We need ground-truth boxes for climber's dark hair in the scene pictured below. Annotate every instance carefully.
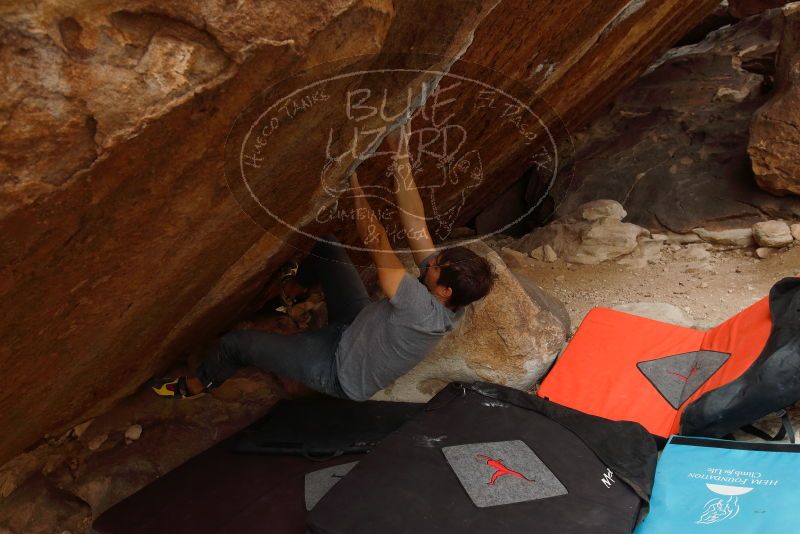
[435,246,496,308]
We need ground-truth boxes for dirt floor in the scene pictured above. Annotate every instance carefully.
[514,240,800,442]
[523,244,799,332]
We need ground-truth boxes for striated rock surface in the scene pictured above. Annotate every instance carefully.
[0,0,719,466]
[556,8,800,232]
[729,0,793,18]
[749,3,800,196]
[372,243,568,402]
[0,0,498,468]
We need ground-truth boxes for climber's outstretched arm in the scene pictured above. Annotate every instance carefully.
[387,128,436,265]
[350,172,405,298]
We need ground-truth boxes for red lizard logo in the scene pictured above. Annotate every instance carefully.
[669,362,701,382]
[476,455,534,486]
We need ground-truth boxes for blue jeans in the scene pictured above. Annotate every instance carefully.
[195,235,371,399]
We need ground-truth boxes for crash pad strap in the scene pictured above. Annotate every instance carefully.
[740,409,796,444]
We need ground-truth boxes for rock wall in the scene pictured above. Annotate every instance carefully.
[0,0,718,466]
[554,6,800,232]
[0,0,498,467]
[750,3,800,196]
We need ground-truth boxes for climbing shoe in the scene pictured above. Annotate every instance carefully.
[280,259,300,282]
[278,259,308,310]
[150,376,204,400]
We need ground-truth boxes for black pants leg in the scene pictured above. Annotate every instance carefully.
[194,235,370,398]
[297,234,372,324]
[195,325,347,397]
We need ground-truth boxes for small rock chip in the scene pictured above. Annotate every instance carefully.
[1,476,17,498]
[543,244,558,263]
[71,419,93,439]
[87,434,107,451]
[125,424,143,443]
[752,221,793,248]
[530,246,545,261]
[555,275,566,282]
[755,247,774,259]
[713,86,750,103]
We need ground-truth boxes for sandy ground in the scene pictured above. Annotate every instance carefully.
[522,244,799,332]
[514,241,800,442]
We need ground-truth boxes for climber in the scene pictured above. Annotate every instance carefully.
[151,127,495,401]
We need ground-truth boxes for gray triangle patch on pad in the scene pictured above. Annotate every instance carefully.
[637,350,730,410]
[304,461,358,511]
[442,440,567,508]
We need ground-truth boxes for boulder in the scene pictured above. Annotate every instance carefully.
[617,237,664,268]
[580,199,627,222]
[372,242,568,402]
[496,247,571,335]
[693,227,756,247]
[749,4,800,196]
[0,0,722,465]
[0,0,499,466]
[513,220,582,257]
[611,302,694,328]
[556,9,800,233]
[753,220,794,247]
[568,219,649,264]
[792,223,800,241]
[529,246,546,261]
[0,475,91,533]
[513,200,649,265]
[123,425,142,443]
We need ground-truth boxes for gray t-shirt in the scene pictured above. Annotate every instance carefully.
[335,254,463,401]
